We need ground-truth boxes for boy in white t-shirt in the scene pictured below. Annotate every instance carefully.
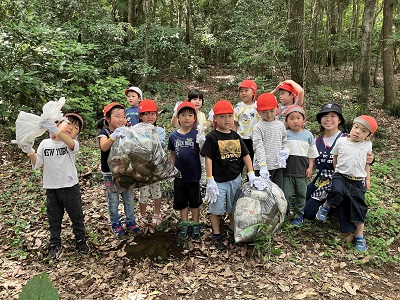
[18,113,88,260]
[316,115,378,252]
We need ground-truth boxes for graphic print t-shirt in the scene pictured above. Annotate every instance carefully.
[200,129,249,182]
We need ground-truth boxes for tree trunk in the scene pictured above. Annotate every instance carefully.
[373,26,383,86]
[127,0,136,42]
[357,0,376,107]
[185,0,190,45]
[288,0,305,86]
[382,0,396,108]
[351,0,361,83]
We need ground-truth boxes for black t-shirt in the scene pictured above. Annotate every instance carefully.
[98,128,112,173]
[200,129,249,182]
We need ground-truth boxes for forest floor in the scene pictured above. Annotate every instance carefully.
[0,67,399,299]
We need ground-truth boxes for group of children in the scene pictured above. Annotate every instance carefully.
[17,79,378,259]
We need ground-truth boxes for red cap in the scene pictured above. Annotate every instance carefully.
[353,115,378,134]
[285,104,305,118]
[103,102,125,116]
[64,112,85,131]
[277,82,298,97]
[256,93,278,111]
[213,100,234,115]
[177,102,196,114]
[239,79,257,99]
[138,99,158,113]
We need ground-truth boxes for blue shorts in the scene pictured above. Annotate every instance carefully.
[208,175,242,215]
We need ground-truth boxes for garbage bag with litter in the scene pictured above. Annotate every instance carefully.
[234,181,287,243]
[108,123,180,189]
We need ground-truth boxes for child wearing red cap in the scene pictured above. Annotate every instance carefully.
[168,102,202,244]
[125,86,143,126]
[98,102,140,237]
[283,105,319,226]
[316,115,378,251]
[271,80,304,124]
[233,79,261,161]
[136,100,166,232]
[252,93,289,190]
[200,100,255,250]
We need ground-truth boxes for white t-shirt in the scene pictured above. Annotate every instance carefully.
[34,138,80,189]
[331,137,372,178]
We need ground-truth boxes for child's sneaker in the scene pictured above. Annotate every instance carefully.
[191,223,202,240]
[292,215,303,227]
[126,221,140,234]
[152,214,162,227]
[177,222,191,245]
[76,239,89,255]
[111,222,125,237]
[48,244,62,260]
[355,236,367,252]
[211,234,226,250]
[316,204,330,222]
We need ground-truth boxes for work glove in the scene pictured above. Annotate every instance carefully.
[259,165,270,180]
[277,148,290,168]
[110,127,126,141]
[205,177,219,203]
[40,120,60,137]
[247,171,256,185]
[253,177,271,190]
[196,125,206,148]
[12,141,35,156]
[173,101,182,117]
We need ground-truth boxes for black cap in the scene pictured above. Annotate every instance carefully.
[316,103,345,125]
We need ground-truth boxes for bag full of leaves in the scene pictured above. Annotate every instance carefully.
[108,123,180,189]
[234,181,287,243]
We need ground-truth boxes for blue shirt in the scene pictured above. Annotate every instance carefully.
[126,106,139,126]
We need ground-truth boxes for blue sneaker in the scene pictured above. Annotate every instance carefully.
[126,221,140,234]
[292,215,303,227]
[111,222,125,237]
[316,204,330,222]
[355,236,367,252]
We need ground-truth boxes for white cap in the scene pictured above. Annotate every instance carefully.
[124,86,143,99]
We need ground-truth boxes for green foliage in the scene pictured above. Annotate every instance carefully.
[18,272,59,300]
[247,223,280,262]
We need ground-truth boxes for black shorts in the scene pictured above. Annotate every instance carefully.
[173,179,202,210]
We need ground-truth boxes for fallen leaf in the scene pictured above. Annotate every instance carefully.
[343,282,358,295]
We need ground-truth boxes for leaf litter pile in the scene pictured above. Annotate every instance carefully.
[0,71,400,299]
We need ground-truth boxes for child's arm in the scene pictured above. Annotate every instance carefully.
[99,136,114,152]
[57,132,76,151]
[365,163,371,190]
[205,156,213,177]
[171,115,178,128]
[306,158,314,180]
[283,80,304,106]
[243,154,254,173]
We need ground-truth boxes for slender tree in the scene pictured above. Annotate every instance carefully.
[357,0,376,106]
[382,0,396,108]
[288,0,305,86]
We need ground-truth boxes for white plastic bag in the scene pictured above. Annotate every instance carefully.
[14,98,65,147]
[234,182,287,243]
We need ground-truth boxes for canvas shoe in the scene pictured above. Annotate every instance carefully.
[177,222,191,245]
[291,215,303,227]
[191,223,202,240]
[211,234,226,251]
[126,221,140,234]
[76,239,89,255]
[111,222,125,237]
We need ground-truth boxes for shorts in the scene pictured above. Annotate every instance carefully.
[139,182,162,203]
[208,174,241,215]
[173,179,202,210]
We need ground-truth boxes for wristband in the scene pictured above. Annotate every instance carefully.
[27,151,35,157]
[109,136,115,142]
[247,171,254,174]
[206,176,213,180]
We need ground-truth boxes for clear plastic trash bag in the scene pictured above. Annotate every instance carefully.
[234,182,287,243]
[108,123,180,189]
[14,97,65,147]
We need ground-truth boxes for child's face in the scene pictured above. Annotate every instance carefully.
[107,108,126,130]
[140,111,157,124]
[58,119,80,138]
[126,91,141,107]
[239,88,254,104]
[349,122,371,142]
[320,112,340,131]
[279,90,294,106]
[286,112,305,132]
[214,113,234,132]
[258,107,277,122]
[190,98,202,110]
[178,110,196,129]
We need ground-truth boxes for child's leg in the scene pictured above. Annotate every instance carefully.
[150,182,162,225]
[191,207,200,223]
[210,214,221,234]
[62,184,86,241]
[293,177,307,216]
[355,223,364,236]
[138,185,150,217]
[46,189,65,246]
[283,176,295,213]
[121,188,136,223]
[180,207,189,222]
[103,174,121,225]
